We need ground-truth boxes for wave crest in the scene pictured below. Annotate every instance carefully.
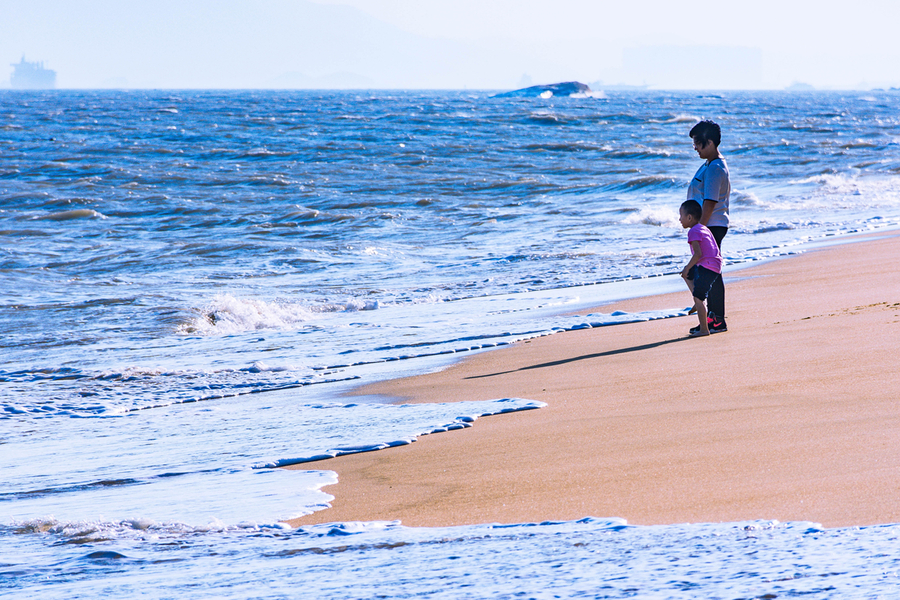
[178,294,381,335]
[41,209,107,221]
[622,206,680,227]
[648,113,701,124]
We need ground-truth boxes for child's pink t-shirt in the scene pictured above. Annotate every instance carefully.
[688,223,722,273]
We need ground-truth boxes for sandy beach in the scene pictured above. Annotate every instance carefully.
[290,231,900,529]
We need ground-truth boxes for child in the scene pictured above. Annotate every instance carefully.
[679,199,722,337]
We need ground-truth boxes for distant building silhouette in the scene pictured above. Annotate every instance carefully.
[10,57,56,89]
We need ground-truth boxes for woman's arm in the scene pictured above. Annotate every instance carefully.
[699,200,717,226]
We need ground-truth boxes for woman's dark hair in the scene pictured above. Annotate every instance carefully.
[681,199,702,220]
[689,120,721,147]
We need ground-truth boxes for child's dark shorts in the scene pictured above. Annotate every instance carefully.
[687,265,720,302]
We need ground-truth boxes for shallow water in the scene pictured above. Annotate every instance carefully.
[4,519,900,599]
[3,89,900,597]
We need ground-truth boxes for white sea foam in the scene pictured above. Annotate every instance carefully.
[781,173,900,211]
[748,221,799,233]
[257,398,546,468]
[648,113,701,124]
[2,397,546,530]
[714,174,900,217]
[622,206,681,227]
[4,468,337,533]
[668,113,701,123]
[6,517,900,599]
[731,188,764,206]
[177,293,381,335]
[243,361,293,373]
[569,90,607,99]
[797,172,866,193]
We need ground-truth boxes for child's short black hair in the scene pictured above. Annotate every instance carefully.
[689,120,721,147]
[680,199,702,220]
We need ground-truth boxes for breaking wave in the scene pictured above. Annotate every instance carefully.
[178,294,382,335]
[622,206,681,228]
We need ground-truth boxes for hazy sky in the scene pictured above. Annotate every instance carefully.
[2,0,899,89]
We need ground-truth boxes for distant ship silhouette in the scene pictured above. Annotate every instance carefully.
[11,56,56,89]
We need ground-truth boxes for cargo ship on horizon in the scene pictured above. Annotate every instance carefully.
[10,56,56,89]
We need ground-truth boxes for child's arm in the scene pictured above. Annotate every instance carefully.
[681,240,704,278]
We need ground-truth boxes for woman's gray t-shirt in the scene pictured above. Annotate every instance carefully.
[687,157,730,228]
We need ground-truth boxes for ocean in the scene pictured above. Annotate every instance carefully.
[2,89,900,598]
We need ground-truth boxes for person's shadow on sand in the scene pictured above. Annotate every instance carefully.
[464,337,692,380]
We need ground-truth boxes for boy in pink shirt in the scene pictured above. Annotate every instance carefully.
[679,199,722,337]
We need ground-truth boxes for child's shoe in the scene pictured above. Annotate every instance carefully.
[689,314,716,335]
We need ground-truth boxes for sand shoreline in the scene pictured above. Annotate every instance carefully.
[289,231,900,529]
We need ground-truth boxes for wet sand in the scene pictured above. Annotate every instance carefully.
[289,232,900,529]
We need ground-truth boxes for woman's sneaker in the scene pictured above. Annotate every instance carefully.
[709,316,728,333]
[690,313,727,334]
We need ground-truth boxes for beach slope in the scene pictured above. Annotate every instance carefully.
[290,233,900,528]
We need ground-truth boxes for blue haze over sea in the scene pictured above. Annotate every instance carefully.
[2,90,900,597]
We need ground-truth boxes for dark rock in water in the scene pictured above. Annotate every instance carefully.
[494,81,592,98]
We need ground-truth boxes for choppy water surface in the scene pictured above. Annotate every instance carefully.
[5,519,900,599]
[3,89,900,597]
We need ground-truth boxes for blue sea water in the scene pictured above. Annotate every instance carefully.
[2,89,900,597]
